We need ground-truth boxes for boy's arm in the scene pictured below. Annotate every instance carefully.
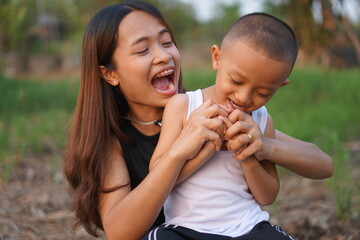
[239,114,279,206]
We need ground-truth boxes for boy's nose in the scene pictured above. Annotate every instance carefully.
[235,91,252,106]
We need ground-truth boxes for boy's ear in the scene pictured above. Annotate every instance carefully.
[211,45,221,71]
[99,65,119,86]
[281,79,290,87]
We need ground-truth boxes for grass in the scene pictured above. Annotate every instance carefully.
[0,76,78,181]
[183,66,360,146]
[1,66,359,218]
[183,66,360,219]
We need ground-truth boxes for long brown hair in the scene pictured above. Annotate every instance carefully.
[64,0,183,237]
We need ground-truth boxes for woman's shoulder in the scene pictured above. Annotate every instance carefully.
[166,93,189,110]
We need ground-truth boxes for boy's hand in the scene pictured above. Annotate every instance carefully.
[220,109,264,161]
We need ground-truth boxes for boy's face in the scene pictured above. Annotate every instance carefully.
[211,39,292,113]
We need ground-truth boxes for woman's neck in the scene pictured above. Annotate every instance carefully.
[126,104,164,136]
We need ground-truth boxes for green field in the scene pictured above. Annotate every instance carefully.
[1,67,359,218]
[183,66,360,219]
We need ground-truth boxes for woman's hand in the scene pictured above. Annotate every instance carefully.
[148,96,231,187]
[170,99,230,160]
[150,97,229,171]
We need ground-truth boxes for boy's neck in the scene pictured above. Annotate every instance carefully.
[202,85,218,104]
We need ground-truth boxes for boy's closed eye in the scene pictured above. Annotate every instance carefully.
[230,78,243,85]
[135,48,149,55]
[256,91,271,98]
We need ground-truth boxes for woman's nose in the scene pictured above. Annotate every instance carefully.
[153,45,171,64]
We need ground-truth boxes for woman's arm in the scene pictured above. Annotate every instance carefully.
[257,130,333,179]
[101,97,228,240]
[100,144,185,240]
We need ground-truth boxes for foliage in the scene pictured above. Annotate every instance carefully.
[264,0,360,67]
[152,0,198,47]
[1,0,359,75]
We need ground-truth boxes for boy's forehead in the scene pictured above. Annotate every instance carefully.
[221,40,292,87]
[223,37,290,66]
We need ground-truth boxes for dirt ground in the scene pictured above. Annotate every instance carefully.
[1,150,359,240]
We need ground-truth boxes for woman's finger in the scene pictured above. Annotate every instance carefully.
[196,117,226,141]
[191,101,229,120]
[227,133,250,151]
[224,121,252,140]
[235,141,263,161]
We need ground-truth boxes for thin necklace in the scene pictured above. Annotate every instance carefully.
[121,116,162,127]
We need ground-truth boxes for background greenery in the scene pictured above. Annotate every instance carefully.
[1,66,359,219]
[0,0,359,229]
[0,0,359,75]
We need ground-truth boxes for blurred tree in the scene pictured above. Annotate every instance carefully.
[264,0,359,68]
[0,0,199,76]
[0,0,28,73]
[150,0,198,48]
[205,2,242,44]
[2,0,357,76]
[320,0,360,65]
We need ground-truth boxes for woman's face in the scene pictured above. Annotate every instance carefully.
[112,10,181,110]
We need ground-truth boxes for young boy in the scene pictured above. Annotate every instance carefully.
[147,13,296,240]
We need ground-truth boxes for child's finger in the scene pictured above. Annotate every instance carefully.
[228,109,252,123]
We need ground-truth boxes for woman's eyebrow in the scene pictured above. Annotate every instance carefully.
[131,28,169,46]
[159,28,169,35]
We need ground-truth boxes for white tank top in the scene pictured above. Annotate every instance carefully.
[164,89,269,237]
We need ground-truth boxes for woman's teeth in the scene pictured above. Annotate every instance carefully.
[155,69,174,78]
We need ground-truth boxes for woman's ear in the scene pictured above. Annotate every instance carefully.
[99,66,119,86]
[211,45,221,71]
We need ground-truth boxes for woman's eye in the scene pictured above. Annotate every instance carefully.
[162,41,173,47]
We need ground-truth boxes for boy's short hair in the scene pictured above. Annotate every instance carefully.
[224,12,298,67]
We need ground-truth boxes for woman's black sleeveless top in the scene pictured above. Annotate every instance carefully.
[119,119,165,227]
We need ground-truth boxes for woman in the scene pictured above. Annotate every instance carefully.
[64,1,333,240]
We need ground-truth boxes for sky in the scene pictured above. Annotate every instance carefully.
[179,0,360,23]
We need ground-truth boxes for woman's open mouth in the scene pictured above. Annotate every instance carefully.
[152,68,177,95]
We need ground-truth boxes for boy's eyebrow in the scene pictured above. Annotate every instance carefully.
[131,28,169,46]
[230,69,247,81]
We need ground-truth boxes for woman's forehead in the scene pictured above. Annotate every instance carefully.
[118,10,166,45]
